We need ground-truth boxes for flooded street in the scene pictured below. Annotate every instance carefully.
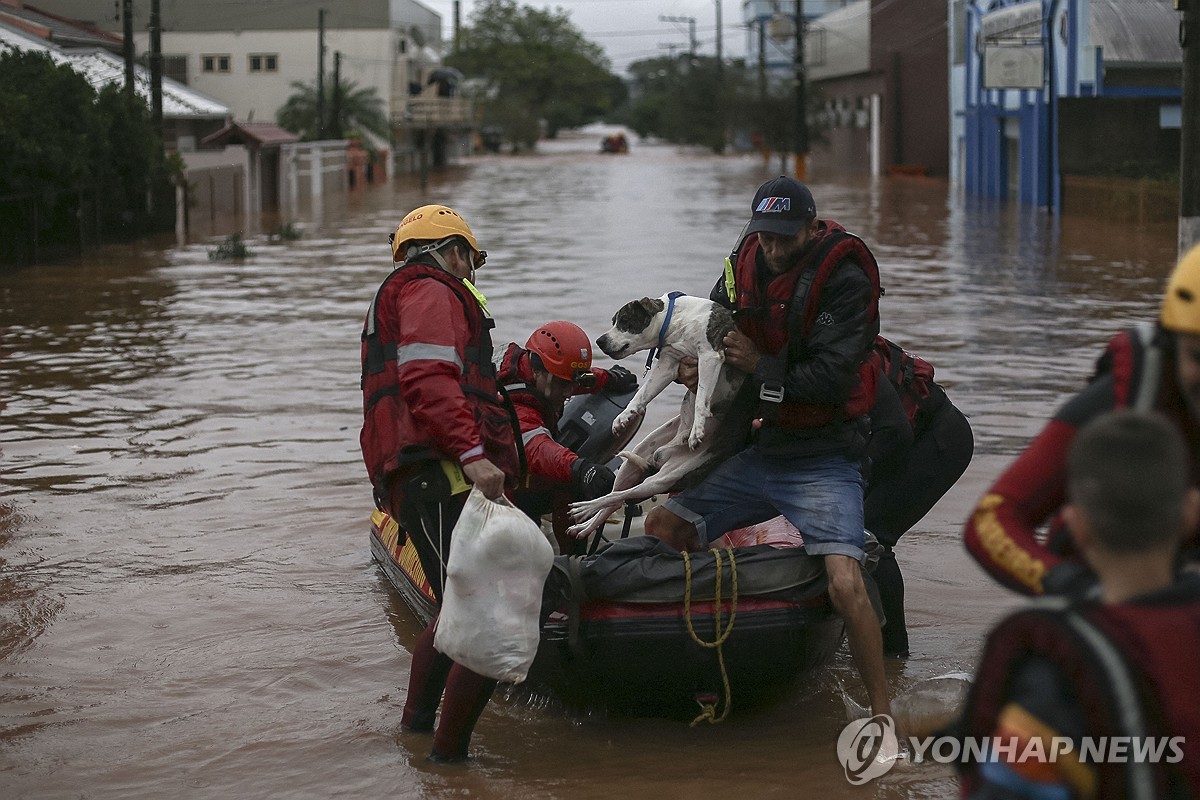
[0,133,1180,798]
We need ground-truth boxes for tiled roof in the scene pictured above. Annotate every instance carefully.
[0,20,228,118]
[201,121,299,147]
[0,4,121,49]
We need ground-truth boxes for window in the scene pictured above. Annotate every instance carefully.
[806,27,826,67]
[201,54,230,73]
[164,54,188,84]
[248,54,279,73]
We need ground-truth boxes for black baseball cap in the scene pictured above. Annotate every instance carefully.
[744,175,817,237]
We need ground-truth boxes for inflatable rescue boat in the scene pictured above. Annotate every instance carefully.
[369,387,868,717]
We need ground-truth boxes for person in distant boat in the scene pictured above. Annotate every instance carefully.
[958,410,1200,799]
[646,175,892,718]
[494,320,638,548]
[359,204,519,763]
[600,132,629,153]
[863,337,974,657]
[963,244,1200,596]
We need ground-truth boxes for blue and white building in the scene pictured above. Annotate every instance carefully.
[951,0,1182,210]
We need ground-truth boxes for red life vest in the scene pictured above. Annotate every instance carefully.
[1095,322,1171,412]
[869,335,943,432]
[732,223,881,427]
[359,263,520,494]
[959,588,1200,799]
[494,342,555,430]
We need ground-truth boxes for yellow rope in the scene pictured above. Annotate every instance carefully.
[682,547,738,726]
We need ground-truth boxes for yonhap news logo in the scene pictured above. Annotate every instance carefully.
[835,715,1186,784]
[836,715,902,785]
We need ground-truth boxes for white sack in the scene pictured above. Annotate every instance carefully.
[433,487,555,683]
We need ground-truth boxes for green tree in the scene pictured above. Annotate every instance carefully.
[449,0,623,150]
[620,54,750,153]
[277,77,390,142]
[0,50,172,264]
[0,51,97,205]
[93,84,167,225]
[619,55,825,156]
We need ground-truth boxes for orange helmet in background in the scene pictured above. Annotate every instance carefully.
[1161,243,1200,336]
[526,321,593,382]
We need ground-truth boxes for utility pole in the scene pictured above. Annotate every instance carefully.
[316,8,326,140]
[122,0,135,96]
[1181,0,1200,255]
[149,0,163,144]
[331,51,342,139]
[758,19,767,101]
[714,0,725,150]
[715,0,723,74]
[659,15,696,57]
[793,0,808,181]
[453,0,461,53]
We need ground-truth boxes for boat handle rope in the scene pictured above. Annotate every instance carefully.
[682,547,738,726]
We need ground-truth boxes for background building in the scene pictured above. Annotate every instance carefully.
[0,15,228,154]
[743,0,950,177]
[26,0,468,173]
[951,0,1182,212]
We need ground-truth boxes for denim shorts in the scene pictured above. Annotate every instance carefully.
[662,447,866,562]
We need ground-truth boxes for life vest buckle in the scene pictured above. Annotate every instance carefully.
[758,382,784,403]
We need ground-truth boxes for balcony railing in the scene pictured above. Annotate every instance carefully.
[394,97,473,128]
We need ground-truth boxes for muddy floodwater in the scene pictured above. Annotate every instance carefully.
[0,131,1180,798]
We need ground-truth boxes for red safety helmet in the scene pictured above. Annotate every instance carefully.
[526,321,594,384]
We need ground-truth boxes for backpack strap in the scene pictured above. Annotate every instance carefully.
[1130,322,1161,413]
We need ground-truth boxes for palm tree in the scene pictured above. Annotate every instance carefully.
[276,77,390,142]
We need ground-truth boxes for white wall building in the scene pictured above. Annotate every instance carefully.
[27,0,458,168]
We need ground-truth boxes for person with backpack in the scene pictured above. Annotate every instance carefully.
[963,244,1200,596]
[649,175,893,718]
[679,335,974,656]
[957,410,1200,799]
[864,337,973,656]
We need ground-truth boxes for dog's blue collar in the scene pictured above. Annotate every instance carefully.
[645,291,687,370]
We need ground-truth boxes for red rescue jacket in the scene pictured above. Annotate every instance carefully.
[494,342,615,485]
[964,323,1200,594]
[958,580,1200,799]
[360,263,520,497]
[731,223,880,428]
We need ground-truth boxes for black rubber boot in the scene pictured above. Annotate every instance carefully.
[875,548,910,657]
[401,621,452,733]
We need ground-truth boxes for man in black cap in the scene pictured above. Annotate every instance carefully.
[644,175,891,716]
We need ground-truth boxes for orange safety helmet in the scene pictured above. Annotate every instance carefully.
[389,204,483,264]
[1161,243,1200,336]
[526,321,594,383]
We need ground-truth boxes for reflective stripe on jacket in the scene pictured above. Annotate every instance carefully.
[494,342,616,485]
[359,263,519,494]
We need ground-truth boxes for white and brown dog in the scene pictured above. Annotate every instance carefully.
[567,292,749,539]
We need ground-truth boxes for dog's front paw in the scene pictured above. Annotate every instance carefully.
[568,498,599,523]
[613,408,642,435]
[566,501,610,539]
[565,521,593,540]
